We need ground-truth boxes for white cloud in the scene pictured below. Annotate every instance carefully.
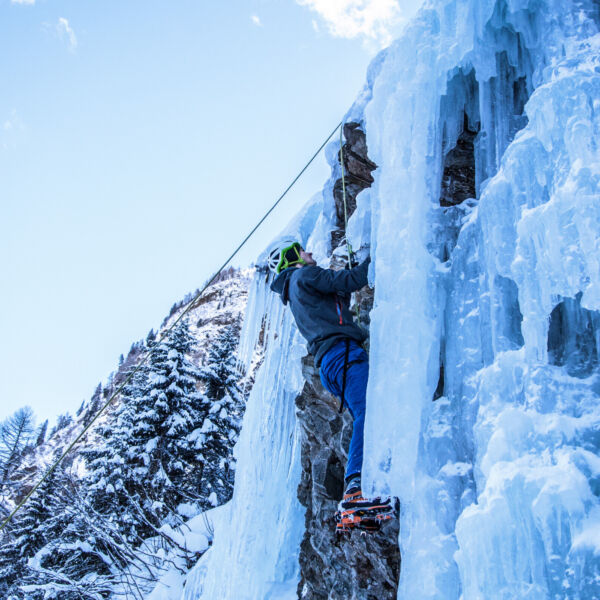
[57,17,77,51]
[297,0,424,46]
[11,0,36,4]
[251,15,262,27]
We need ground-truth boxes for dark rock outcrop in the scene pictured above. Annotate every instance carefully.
[294,121,398,599]
[329,122,376,330]
[332,123,377,249]
[439,114,478,206]
[295,356,400,600]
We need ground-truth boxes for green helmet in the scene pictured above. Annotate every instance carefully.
[267,240,306,274]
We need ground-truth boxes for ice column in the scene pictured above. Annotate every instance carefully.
[183,289,306,600]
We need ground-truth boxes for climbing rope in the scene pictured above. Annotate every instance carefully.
[339,124,353,266]
[0,119,344,534]
[339,124,361,324]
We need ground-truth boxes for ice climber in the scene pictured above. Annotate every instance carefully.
[269,241,393,533]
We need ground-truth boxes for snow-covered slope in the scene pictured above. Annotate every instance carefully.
[0,269,257,599]
[15,269,251,472]
[184,1,600,598]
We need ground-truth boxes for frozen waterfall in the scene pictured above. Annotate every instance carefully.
[184,0,600,598]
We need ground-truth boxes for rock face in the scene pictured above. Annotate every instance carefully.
[330,122,377,330]
[332,122,377,249]
[295,357,400,599]
[439,114,477,206]
[294,121,398,599]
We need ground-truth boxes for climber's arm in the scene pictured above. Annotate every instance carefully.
[301,258,370,295]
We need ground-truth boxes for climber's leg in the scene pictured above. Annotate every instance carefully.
[341,359,368,481]
[319,340,369,480]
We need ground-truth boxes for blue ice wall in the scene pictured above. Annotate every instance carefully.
[361,1,600,597]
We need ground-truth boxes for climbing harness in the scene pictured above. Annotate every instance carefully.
[0,120,345,534]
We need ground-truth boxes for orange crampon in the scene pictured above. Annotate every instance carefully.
[335,506,395,535]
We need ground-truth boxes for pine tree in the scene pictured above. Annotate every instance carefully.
[16,471,126,600]
[23,319,246,599]
[200,324,242,401]
[48,413,72,439]
[35,420,48,448]
[84,320,207,531]
[194,394,237,510]
[0,461,67,599]
[64,320,210,594]
[83,366,147,540]
[126,320,206,523]
[76,400,85,416]
[196,325,245,509]
[0,408,35,502]
[146,329,156,347]
[82,383,103,427]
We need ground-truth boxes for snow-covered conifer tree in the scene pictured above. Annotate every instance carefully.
[196,324,245,509]
[0,462,67,599]
[82,382,103,427]
[48,413,72,439]
[83,366,148,540]
[200,324,242,401]
[35,420,48,448]
[85,320,207,532]
[0,407,35,503]
[21,473,135,600]
[127,320,207,523]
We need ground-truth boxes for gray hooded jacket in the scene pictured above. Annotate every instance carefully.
[270,258,370,367]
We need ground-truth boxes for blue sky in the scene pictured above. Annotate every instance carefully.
[0,0,421,427]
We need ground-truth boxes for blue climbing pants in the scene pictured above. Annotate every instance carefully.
[319,339,369,480]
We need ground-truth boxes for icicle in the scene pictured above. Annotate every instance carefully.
[237,270,270,372]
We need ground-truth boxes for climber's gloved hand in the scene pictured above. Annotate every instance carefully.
[348,244,370,267]
[344,252,359,270]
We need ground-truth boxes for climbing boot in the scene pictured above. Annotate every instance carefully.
[335,489,395,534]
[339,488,393,513]
[335,510,390,534]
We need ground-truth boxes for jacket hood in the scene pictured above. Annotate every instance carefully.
[270,267,296,305]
